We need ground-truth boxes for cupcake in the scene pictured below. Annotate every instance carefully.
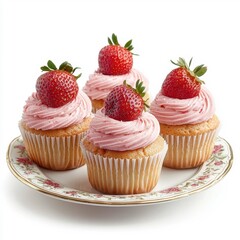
[150,57,220,169]
[81,80,168,194]
[19,60,92,170]
[83,33,149,112]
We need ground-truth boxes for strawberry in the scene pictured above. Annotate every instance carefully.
[98,33,136,75]
[36,60,81,108]
[104,80,148,121]
[161,57,207,99]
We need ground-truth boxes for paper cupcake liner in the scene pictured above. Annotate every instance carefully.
[19,126,86,170]
[161,128,219,169]
[81,142,168,194]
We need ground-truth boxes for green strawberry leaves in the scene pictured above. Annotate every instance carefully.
[193,64,207,77]
[171,57,207,84]
[40,60,57,71]
[41,60,82,79]
[123,79,149,110]
[107,33,138,55]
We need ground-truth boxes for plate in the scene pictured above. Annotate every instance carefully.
[7,136,233,206]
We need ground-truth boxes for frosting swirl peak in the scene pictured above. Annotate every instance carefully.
[22,90,92,130]
[150,87,215,125]
[87,110,160,151]
[83,68,149,100]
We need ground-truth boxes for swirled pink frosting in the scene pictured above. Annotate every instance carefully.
[22,90,92,130]
[150,87,215,125]
[83,68,149,100]
[87,110,160,151]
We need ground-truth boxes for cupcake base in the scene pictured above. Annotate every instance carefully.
[20,131,86,170]
[81,136,168,195]
[19,118,92,170]
[160,115,220,169]
[162,130,218,168]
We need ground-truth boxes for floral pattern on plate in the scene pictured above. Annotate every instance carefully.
[7,136,233,206]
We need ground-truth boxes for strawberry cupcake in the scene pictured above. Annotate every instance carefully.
[19,60,92,170]
[81,80,168,194]
[83,33,149,112]
[150,57,220,169]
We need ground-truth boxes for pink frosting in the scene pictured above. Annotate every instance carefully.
[22,90,92,130]
[87,110,160,151]
[150,87,215,125]
[83,68,149,100]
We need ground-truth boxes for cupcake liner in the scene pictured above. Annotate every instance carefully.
[80,141,168,194]
[19,126,86,170]
[161,128,219,169]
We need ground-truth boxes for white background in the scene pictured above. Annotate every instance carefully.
[0,0,239,239]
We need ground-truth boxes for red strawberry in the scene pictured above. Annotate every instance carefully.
[104,80,148,121]
[36,60,81,108]
[161,57,207,99]
[98,33,136,75]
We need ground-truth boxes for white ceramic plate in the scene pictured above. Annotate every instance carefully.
[7,136,233,206]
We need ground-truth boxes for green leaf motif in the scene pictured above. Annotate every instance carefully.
[127,46,134,51]
[59,61,73,73]
[124,39,132,49]
[170,57,207,84]
[41,66,51,71]
[72,67,81,74]
[170,60,180,67]
[106,33,138,55]
[108,37,113,45]
[47,60,57,70]
[195,66,207,77]
[189,57,193,67]
[112,33,119,45]
[74,73,82,80]
[40,60,81,79]
[123,79,148,109]
[193,64,204,73]
[180,58,189,69]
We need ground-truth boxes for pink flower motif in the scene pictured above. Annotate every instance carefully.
[65,191,78,196]
[213,144,223,154]
[198,175,209,181]
[160,187,181,194]
[43,179,60,188]
[14,145,26,151]
[14,145,26,154]
[214,161,223,166]
[191,183,198,187]
[17,157,33,165]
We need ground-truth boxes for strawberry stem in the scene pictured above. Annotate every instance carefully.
[170,57,207,84]
[107,33,138,56]
[41,60,82,79]
[123,79,149,110]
